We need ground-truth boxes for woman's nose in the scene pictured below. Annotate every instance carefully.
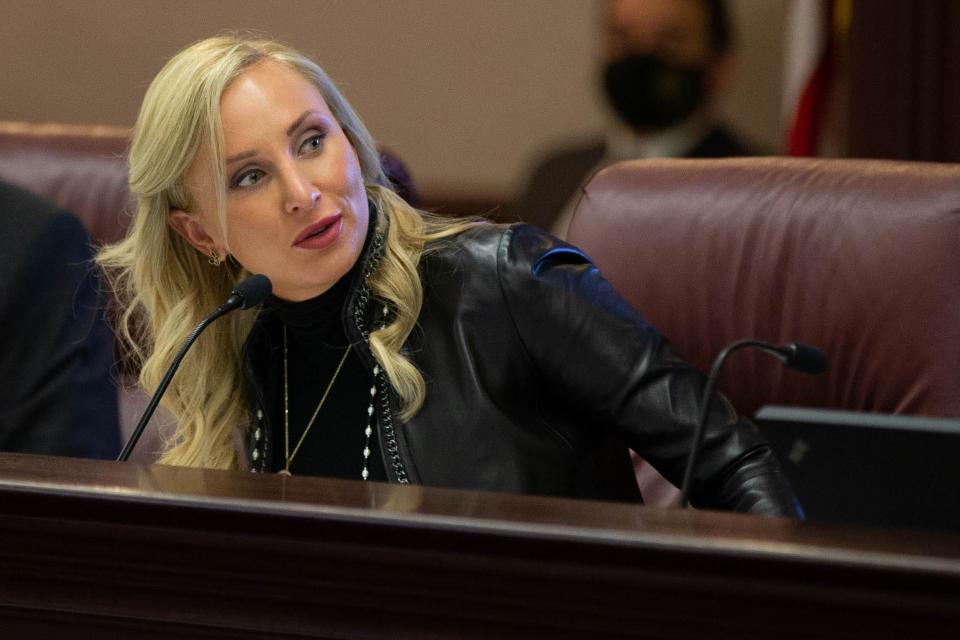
[281,165,320,215]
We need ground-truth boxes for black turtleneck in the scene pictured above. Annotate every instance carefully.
[267,270,385,481]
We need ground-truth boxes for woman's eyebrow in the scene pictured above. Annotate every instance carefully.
[286,110,319,136]
[226,150,256,166]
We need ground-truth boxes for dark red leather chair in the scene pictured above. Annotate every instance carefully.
[568,157,960,505]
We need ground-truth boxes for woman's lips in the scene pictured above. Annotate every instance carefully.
[292,214,343,249]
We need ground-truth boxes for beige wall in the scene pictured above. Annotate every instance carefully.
[0,0,786,198]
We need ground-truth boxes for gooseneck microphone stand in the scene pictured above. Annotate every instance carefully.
[677,339,827,508]
[117,274,272,462]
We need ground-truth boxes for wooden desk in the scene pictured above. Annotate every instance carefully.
[0,452,957,638]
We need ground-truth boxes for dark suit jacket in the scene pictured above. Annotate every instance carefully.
[506,125,755,231]
[0,181,120,457]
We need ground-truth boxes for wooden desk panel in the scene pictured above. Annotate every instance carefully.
[0,452,957,638]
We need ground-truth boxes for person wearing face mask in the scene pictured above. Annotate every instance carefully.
[508,0,754,238]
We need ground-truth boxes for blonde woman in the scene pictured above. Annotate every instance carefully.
[99,36,800,516]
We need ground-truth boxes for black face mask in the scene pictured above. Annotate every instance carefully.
[603,54,707,132]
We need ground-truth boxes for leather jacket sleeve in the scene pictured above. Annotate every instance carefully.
[497,225,802,518]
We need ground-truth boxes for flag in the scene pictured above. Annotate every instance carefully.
[782,0,850,156]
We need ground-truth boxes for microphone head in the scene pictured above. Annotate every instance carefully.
[231,274,272,309]
[783,342,828,374]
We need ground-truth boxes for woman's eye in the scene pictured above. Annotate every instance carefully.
[299,133,325,155]
[232,169,264,189]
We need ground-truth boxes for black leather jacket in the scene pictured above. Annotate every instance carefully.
[244,222,801,517]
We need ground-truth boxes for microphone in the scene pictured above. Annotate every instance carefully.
[117,274,272,462]
[676,339,827,508]
[222,273,272,312]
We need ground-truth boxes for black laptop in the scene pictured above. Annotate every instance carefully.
[753,405,960,532]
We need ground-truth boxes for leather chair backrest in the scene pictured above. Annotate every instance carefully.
[0,121,133,245]
[568,157,960,419]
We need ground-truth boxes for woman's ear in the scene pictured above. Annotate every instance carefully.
[169,209,220,256]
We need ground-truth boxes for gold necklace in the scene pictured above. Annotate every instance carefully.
[280,325,353,476]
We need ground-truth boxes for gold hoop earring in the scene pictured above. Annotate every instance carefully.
[208,249,222,267]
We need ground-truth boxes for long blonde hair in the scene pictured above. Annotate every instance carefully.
[98,36,481,469]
